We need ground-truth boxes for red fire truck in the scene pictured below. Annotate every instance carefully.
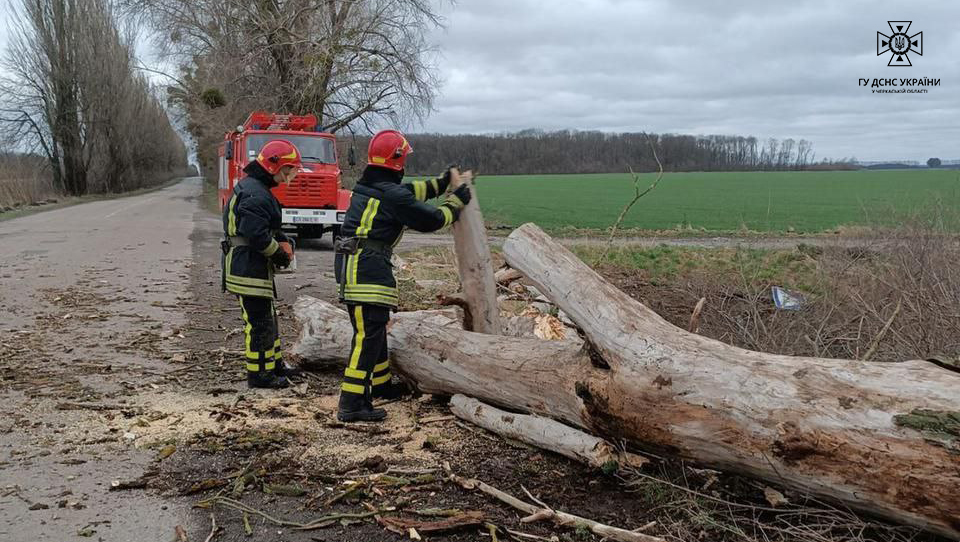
[218,112,353,241]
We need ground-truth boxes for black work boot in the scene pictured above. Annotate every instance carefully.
[247,371,290,389]
[372,379,412,400]
[274,360,303,378]
[337,391,386,423]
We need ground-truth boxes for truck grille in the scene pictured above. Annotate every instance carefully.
[277,174,336,207]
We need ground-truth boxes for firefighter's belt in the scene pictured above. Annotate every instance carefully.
[358,238,393,256]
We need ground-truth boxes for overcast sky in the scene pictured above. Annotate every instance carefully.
[1,0,957,162]
[421,0,960,162]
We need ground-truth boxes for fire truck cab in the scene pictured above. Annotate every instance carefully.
[218,112,352,242]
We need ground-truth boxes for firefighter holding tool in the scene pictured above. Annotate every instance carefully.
[222,139,302,389]
[334,130,473,422]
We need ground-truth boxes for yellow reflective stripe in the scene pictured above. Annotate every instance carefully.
[413,181,426,201]
[430,178,439,195]
[241,299,253,360]
[344,294,398,304]
[226,282,273,297]
[264,361,276,371]
[344,283,397,293]
[343,292,398,305]
[364,199,380,235]
[373,360,390,373]
[226,273,273,288]
[351,248,363,286]
[246,363,262,372]
[343,290,399,301]
[228,195,238,236]
[440,206,454,227]
[262,239,279,257]
[370,156,386,164]
[246,361,277,372]
[448,194,464,209]
[356,198,380,238]
[344,367,367,379]
[245,348,276,360]
[372,374,391,386]
[341,382,365,394]
[348,305,365,370]
[356,199,374,238]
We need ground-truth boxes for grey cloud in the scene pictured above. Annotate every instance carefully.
[424,0,960,161]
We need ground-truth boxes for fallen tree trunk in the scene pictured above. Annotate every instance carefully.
[502,223,960,538]
[292,225,960,537]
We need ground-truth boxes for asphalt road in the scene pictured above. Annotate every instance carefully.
[0,179,202,541]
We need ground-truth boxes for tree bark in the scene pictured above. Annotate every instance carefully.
[449,395,647,471]
[292,224,960,537]
[502,223,960,538]
[449,169,501,334]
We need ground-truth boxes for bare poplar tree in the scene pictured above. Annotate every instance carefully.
[0,0,188,196]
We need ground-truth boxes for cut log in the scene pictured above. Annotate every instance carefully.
[291,295,592,422]
[292,225,960,537]
[494,267,524,285]
[449,169,501,334]
[289,296,578,369]
[450,395,647,471]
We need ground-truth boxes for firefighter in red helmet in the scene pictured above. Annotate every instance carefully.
[334,129,472,422]
[222,139,302,389]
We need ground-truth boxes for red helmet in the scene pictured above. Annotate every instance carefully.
[256,139,302,175]
[367,130,412,171]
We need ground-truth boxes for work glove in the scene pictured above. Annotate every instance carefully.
[450,183,472,208]
[437,164,459,193]
[271,248,292,269]
[279,240,295,259]
[442,164,460,183]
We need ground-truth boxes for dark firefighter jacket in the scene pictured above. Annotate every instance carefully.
[222,162,290,298]
[334,166,466,307]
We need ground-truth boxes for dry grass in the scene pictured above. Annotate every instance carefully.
[618,463,932,542]
[0,154,55,209]
[678,222,960,363]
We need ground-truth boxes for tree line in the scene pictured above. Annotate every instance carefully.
[342,131,852,176]
[0,0,188,197]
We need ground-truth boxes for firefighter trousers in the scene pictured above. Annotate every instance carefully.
[238,295,282,374]
[341,304,394,398]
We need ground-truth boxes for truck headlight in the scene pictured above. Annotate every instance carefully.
[336,212,345,222]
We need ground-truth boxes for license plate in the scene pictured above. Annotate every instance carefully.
[291,216,321,224]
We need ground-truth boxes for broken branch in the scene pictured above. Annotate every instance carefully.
[442,462,664,542]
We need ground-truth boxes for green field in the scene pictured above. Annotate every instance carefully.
[460,170,960,233]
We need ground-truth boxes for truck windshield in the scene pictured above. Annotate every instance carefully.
[245,134,336,164]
